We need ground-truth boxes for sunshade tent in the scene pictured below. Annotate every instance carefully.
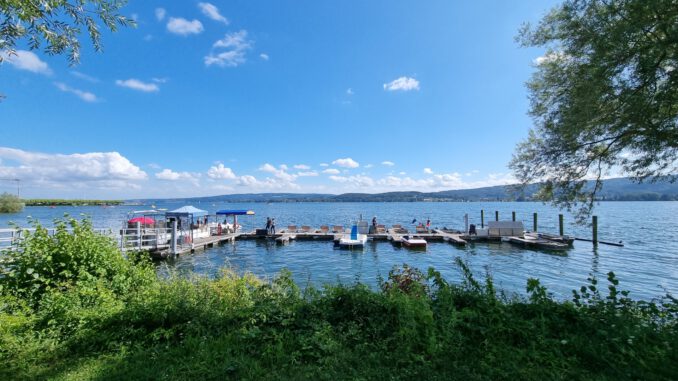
[128,216,155,224]
[215,210,255,216]
[165,206,208,218]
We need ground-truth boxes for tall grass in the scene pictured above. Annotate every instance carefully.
[1,218,676,380]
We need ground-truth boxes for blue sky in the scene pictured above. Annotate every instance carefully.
[0,0,558,199]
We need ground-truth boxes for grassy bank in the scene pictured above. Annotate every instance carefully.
[22,199,123,206]
[1,219,676,380]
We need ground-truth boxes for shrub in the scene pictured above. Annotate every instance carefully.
[0,217,155,309]
[0,192,24,213]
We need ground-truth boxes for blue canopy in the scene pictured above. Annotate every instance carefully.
[166,205,208,218]
[216,209,255,216]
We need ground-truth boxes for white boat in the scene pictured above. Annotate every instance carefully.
[338,225,367,248]
[401,235,427,248]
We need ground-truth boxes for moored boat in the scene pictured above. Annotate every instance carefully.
[339,225,367,249]
[401,235,427,248]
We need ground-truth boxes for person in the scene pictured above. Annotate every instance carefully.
[271,218,276,234]
[217,223,222,235]
[370,216,377,234]
[266,217,272,234]
[426,218,431,231]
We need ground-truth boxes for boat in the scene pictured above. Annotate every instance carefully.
[338,225,367,249]
[401,235,427,248]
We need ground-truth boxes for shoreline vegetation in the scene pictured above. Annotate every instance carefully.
[22,199,123,206]
[0,218,676,380]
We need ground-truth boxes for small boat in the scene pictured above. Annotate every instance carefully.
[338,225,367,249]
[401,235,427,248]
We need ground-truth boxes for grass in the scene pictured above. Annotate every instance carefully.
[1,219,676,380]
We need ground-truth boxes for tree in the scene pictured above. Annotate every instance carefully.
[511,0,678,222]
[0,192,24,213]
[0,0,135,65]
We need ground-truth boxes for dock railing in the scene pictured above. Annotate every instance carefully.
[0,227,116,250]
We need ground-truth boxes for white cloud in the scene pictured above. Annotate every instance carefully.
[297,171,318,177]
[328,175,375,187]
[260,53,269,60]
[70,71,100,83]
[383,76,420,91]
[0,147,147,186]
[322,168,341,175]
[399,171,406,175]
[54,82,98,103]
[207,163,236,179]
[258,163,297,182]
[198,2,229,24]
[332,157,359,168]
[1,50,52,75]
[293,164,310,170]
[155,8,166,21]
[205,30,252,67]
[155,168,198,182]
[346,88,354,95]
[423,167,433,174]
[115,78,159,92]
[533,51,568,66]
[167,17,204,35]
[381,160,395,166]
[152,77,168,84]
[319,163,329,167]
[237,174,300,190]
[364,164,374,169]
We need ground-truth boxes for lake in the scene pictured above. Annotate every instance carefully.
[1,201,676,300]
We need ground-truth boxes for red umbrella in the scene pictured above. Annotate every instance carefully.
[128,216,155,225]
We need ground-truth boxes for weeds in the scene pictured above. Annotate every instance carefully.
[0,218,676,380]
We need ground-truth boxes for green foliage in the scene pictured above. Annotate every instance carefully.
[0,217,155,308]
[0,224,676,380]
[0,192,24,213]
[23,199,123,206]
[0,0,135,65]
[511,0,678,223]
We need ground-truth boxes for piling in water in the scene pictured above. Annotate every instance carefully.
[495,211,499,221]
[512,211,516,221]
[559,214,564,236]
[533,213,538,232]
[481,210,484,229]
[592,215,598,246]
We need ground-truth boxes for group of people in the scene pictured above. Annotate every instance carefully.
[265,217,276,234]
[371,216,432,232]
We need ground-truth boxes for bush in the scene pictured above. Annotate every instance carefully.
[0,192,24,213]
[0,217,155,309]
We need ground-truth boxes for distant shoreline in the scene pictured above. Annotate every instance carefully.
[23,199,123,206]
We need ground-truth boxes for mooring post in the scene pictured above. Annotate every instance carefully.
[495,211,499,221]
[481,210,484,229]
[559,214,564,236]
[464,213,469,234]
[171,219,177,255]
[533,212,538,232]
[136,222,141,250]
[512,211,516,221]
[592,215,598,246]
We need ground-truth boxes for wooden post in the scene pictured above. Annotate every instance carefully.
[481,210,484,229]
[171,219,177,255]
[559,214,564,236]
[495,211,499,221]
[592,215,598,246]
[533,213,538,232]
[512,211,516,221]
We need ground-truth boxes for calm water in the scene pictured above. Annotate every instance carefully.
[1,201,676,300]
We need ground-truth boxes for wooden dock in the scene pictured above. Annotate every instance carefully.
[433,229,467,246]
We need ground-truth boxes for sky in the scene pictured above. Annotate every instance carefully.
[0,0,560,199]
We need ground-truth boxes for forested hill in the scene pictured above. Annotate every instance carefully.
[139,178,678,204]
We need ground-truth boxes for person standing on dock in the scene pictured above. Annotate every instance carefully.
[426,218,431,232]
[271,218,276,234]
[266,217,272,234]
[371,216,377,234]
